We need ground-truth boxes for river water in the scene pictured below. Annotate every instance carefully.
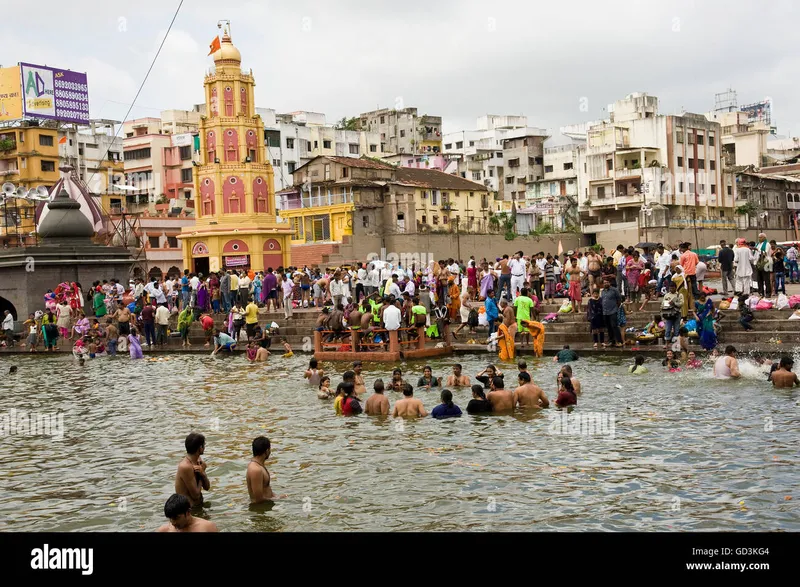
[0,352,797,532]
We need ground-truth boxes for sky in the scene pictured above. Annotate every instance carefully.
[2,0,797,141]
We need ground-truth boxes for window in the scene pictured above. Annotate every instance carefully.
[286,138,295,149]
[456,141,463,149]
[272,159,281,167]
[676,131,684,143]
[505,176,514,185]
[460,172,466,178]
[689,182,695,193]
[18,132,23,142]
[720,209,724,217]
[597,186,605,199]
[489,169,494,177]
[711,184,716,194]
[469,141,474,147]
[362,215,369,228]
[400,130,405,138]
[606,159,613,171]
[677,156,683,167]
[314,141,318,149]
[41,160,55,172]
[431,191,438,205]
[381,142,386,151]
[481,194,488,208]
[496,152,503,158]
[544,165,553,173]
[349,144,359,155]
[697,159,705,169]
[324,164,331,180]
[563,162,573,170]
[445,143,452,150]
[179,145,192,160]
[421,215,427,224]
[688,133,695,144]
[341,167,349,178]
[472,172,481,180]
[167,236,178,248]
[287,162,296,174]
[181,168,192,183]
[443,215,449,224]
[369,144,377,153]
[699,184,705,194]
[688,158,694,169]
[432,215,439,225]
[380,116,385,124]
[679,182,684,192]
[39,134,53,147]
[696,134,704,145]
[323,140,331,149]
[148,236,160,248]
[710,160,716,171]
[126,147,151,160]
[709,135,715,147]
[727,185,732,195]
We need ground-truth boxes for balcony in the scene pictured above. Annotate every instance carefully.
[441,203,453,211]
[0,168,20,177]
[279,190,353,211]
[614,167,643,179]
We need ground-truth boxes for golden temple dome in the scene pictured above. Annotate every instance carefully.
[213,33,241,63]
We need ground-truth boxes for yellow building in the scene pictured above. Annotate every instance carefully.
[178,28,292,274]
[0,123,59,245]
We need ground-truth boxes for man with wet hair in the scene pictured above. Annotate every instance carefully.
[512,371,550,409]
[246,436,275,504]
[487,376,514,412]
[446,364,471,387]
[175,432,210,507]
[156,494,218,532]
[770,356,799,388]
[364,379,390,415]
[391,384,428,418]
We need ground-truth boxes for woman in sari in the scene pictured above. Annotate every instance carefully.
[693,293,717,351]
[41,309,59,352]
[625,251,645,307]
[496,321,516,361]
[447,278,461,322]
[128,326,143,359]
[520,320,546,357]
[196,281,209,313]
[466,261,478,299]
[177,306,193,348]
[72,311,90,339]
[671,266,690,320]
[479,262,494,300]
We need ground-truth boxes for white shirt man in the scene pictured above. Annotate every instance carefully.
[388,279,402,299]
[368,267,380,288]
[238,275,251,291]
[190,275,200,291]
[383,304,401,330]
[357,266,367,286]
[380,267,392,284]
[509,256,527,299]
[733,243,754,293]
[447,261,461,285]
[2,312,13,332]
[155,304,171,326]
[536,256,547,272]
[404,279,416,297]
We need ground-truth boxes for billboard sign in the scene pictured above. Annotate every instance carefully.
[0,66,23,121]
[171,133,193,147]
[20,62,89,124]
[741,99,771,126]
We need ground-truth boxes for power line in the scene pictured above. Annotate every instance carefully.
[47,0,185,238]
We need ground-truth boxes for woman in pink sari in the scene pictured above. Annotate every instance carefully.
[625,250,645,308]
[466,260,478,299]
[128,327,143,359]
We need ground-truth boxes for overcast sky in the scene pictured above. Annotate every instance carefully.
[2,0,797,141]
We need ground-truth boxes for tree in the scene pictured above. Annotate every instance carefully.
[335,117,359,131]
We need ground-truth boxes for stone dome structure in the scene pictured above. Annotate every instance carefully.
[37,187,94,240]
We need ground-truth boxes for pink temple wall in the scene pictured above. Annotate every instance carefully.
[200,178,215,217]
[223,175,245,214]
[223,85,234,116]
[253,177,268,213]
[223,129,239,162]
[206,131,217,164]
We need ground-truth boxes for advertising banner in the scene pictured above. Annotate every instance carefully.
[20,62,89,124]
[171,133,193,147]
[0,66,23,121]
[224,255,249,267]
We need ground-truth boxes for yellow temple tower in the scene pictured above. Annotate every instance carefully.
[179,25,292,274]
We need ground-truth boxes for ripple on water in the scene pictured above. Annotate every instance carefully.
[0,353,797,531]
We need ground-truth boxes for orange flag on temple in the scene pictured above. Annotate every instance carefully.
[208,36,221,55]
[58,136,67,144]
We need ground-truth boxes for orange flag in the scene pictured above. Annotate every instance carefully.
[208,36,221,55]
[58,136,67,144]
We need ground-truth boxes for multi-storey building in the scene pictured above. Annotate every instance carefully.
[356,107,442,155]
[0,122,59,245]
[501,133,546,203]
[525,143,588,230]
[580,93,731,247]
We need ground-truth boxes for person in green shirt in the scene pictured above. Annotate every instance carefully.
[629,354,649,374]
[93,289,107,318]
[244,301,259,341]
[178,306,193,348]
[553,344,579,363]
[513,287,534,347]
[368,292,382,323]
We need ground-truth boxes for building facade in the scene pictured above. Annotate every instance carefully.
[0,122,60,246]
[356,107,442,155]
[178,28,292,274]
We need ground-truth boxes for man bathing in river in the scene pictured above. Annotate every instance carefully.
[353,360,367,396]
[392,385,428,418]
[512,371,550,409]
[487,376,514,412]
[446,364,471,387]
[156,494,218,532]
[770,356,799,388]
[364,379,390,415]
[246,436,275,504]
[175,432,210,507]
[558,364,581,394]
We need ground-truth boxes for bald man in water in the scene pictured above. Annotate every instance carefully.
[512,372,550,409]
[487,376,514,412]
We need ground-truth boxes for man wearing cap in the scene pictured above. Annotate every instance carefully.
[732,238,754,295]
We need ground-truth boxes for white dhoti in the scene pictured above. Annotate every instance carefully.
[734,274,752,293]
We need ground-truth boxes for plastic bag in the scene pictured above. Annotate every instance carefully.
[557,300,573,314]
[789,295,800,308]
[776,294,789,310]
[729,298,739,311]
[789,310,800,321]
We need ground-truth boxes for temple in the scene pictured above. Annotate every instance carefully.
[178,26,292,274]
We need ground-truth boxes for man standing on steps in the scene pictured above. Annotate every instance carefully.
[220,270,231,314]
[238,271,251,305]
[718,240,735,296]
[509,251,527,301]
[600,279,622,347]
[496,254,512,302]
[280,273,294,320]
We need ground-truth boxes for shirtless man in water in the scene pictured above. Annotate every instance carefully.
[446,364,471,387]
[353,361,367,396]
[156,494,218,532]
[364,379,390,415]
[392,385,428,417]
[246,436,275,504]
[487,376,514,412]
[114,305,132,336]
[559,364,581,394]
[770,356,800,388]
[175,433,210,507]
[512,372,550,409]
[587,251,602,295]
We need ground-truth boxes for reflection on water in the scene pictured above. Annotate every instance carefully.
[0,352,798,532]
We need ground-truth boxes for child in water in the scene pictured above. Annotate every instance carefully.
[628,354,648,374]
[281,338,293,357]
[317,376,333,400]
[246,341,258,362]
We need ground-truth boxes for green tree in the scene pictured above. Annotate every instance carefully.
[335,117,359,131]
